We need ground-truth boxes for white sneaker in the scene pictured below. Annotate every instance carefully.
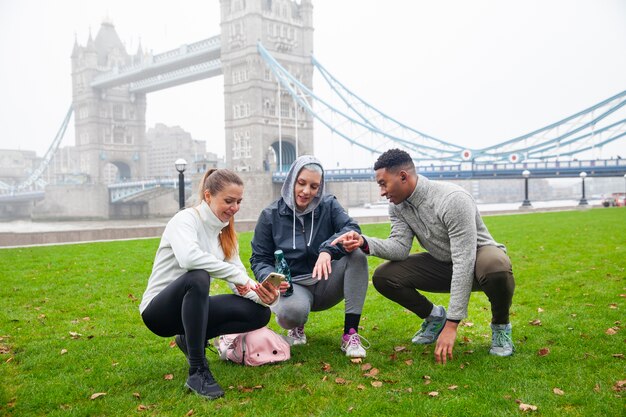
[287,326,307,345]
[341,328,369,358]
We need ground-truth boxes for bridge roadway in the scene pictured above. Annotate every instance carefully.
[273,158,626,182]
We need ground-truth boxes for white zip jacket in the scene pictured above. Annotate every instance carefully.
[140,201,274,313]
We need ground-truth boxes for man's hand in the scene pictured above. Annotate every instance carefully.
[312,252,332,280]
[329,231,363,252]
[434,321,458,364]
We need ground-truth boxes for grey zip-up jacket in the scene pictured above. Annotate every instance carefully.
[365,175,506,320]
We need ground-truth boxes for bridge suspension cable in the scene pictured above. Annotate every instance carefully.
[12,105,73,193]
[258,42,626,164]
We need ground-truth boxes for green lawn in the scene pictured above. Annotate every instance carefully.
[1,208,624,416]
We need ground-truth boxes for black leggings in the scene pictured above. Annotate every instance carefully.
[141,270,271,369]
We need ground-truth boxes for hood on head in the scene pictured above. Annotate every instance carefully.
[280,155,325,215]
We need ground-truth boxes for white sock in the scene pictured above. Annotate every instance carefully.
[429,305,444,319]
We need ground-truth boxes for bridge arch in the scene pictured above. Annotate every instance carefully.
[269,139,296,172]
[103,160,132,184]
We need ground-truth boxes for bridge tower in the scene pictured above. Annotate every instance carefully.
[219,0,314,173]
[71,20,148,184]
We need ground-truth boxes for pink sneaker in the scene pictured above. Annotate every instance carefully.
[341,328,369,358]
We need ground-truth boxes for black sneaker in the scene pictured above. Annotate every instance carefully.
[185,367,225,400]
[175,334,189,363]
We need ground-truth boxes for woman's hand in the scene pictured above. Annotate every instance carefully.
[254,280,279,304]
[312,251,332,280]
[277,281,290,295]
[235,282,252,296]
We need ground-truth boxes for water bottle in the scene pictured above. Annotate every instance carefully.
[274,249,293,297]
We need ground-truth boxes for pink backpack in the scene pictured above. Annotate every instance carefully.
[217,327,291,366]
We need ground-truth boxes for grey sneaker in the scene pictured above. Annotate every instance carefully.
[411,306,446,344]
[287,326,307,345]
[489,323,515,356]
[185,367,225,400]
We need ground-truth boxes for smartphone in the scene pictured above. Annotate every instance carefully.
[263,272,285,288]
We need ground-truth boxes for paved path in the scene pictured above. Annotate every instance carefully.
[0,200,600,248]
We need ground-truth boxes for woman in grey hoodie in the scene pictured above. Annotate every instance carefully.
[250,155,370,358]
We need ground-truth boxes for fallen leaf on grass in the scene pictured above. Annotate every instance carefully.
[169,340,177,348]
[356,384,365,390]
[529,319,542,326]
[90,392,106,400]
[405,359,413,366]
[137,405,148,411]
[164,374,174,380]
[519,403,538,412]
[611,353,624,359]
[537,307,544,313]
[133,392,141,399]
[321,362,332,372]
[347,406,354,412]
[609,303,618,309]
[185,409,194,416]
[128,293,138,302]
[605,327,618,335]
[363,368,379,378]
[60,349,67,355]
[428,391,439,397]
[462,322,474,327]
[322,375,328,382]
[335,377,347,385]
[394,345,407,352]
[613,380,626,392]
[361,363,372,371]
[350,358,362,364]
[38,314,46,319]
[538,348,550,356]
[69,332,82,339]
[0,345,12,354]
[594,383,601,393]
[553,387,564,395]
[371,381,383,388]
[448,385,458,390]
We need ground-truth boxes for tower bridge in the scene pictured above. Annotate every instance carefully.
[2,0,625,221]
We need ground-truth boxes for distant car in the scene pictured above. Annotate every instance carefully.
[603,193,626,207]
[602,197,618,207]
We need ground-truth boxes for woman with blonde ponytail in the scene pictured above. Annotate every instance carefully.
[140,168,279,400]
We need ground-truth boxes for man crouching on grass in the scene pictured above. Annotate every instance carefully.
[331,148,515,364]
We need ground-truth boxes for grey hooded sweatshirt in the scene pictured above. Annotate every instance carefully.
[250,155,361,284]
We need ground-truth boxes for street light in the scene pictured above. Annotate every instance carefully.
[520,169,532,208]
[578,171,588,206]
[623,173,626,205]
[175,158,187,210]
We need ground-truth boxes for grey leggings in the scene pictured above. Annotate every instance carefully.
[272,250,369,329]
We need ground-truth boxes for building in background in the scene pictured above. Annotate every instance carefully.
[0,150,41,188]
[146,123,222,178]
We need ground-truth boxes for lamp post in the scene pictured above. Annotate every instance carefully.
[578,171,588,206]
[175,158,187,210]
[520,169,532,208]
[623,173,626,206]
